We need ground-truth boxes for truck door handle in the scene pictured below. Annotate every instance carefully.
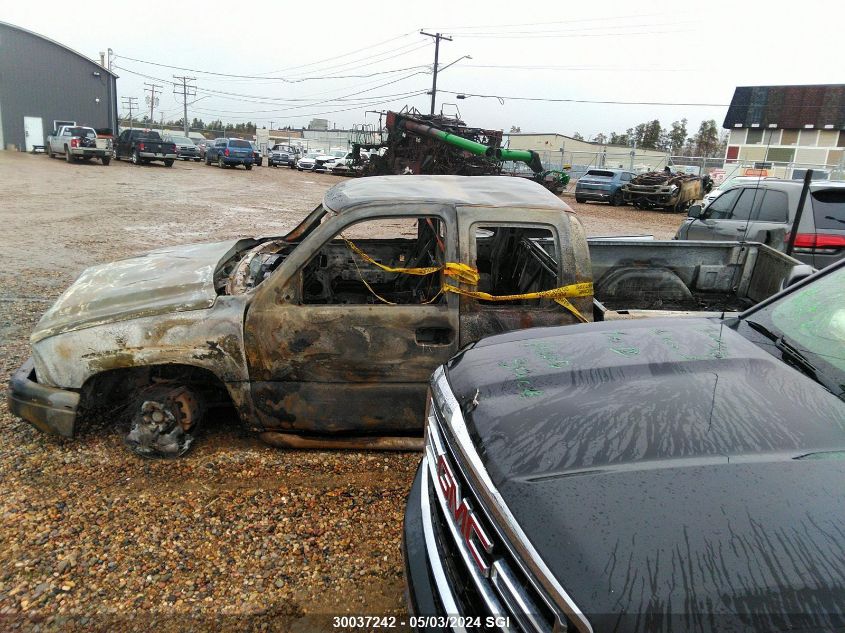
[736,227,746,231]
[415,327,453,345]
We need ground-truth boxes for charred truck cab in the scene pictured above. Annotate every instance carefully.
[9,176,592,457]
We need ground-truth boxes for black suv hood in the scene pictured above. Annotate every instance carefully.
[446,318,845,632]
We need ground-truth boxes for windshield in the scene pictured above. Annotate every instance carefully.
[585,170,615,178]
[170,136,192,145]
[332,151,346,158]
[305,153,320,158]
[68,127,96,138]
[741,265,845,398]
[229,140,251,149]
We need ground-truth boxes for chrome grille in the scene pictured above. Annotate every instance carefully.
[424,402,557,632]
[422,366,593,633]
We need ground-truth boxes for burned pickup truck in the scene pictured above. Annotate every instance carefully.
[9,176,811,457]
[623,170,713,212]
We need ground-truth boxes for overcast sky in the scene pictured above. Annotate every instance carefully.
[4,0,842,138]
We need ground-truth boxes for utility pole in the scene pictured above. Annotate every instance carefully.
[121,96,139,129]
[173,75,197,136]
[144,83,161,127]
[420,31,452,116]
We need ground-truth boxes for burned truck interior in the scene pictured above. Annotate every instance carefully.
[302,217,446,305]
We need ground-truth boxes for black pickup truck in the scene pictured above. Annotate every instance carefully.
[404,260,845,632]
[113,129,177,167]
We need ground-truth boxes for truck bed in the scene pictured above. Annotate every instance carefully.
[586,239,806,316]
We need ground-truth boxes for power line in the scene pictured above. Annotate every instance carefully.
[191,91,429,122]
[452,28,694,39]
[462,64,702,72]
[116,63,428,110]
[422,12,687,30]
[116,54,428,82]
[431,18,695,36]
[440,89,730,107]
[113,39,430,83]
[259,32,416,74]
[188,90,428,114]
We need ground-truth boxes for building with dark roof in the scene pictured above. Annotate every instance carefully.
[723,84,845,179]
[0,21,118,151]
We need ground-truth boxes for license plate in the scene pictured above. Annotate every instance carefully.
[156,153,163,157]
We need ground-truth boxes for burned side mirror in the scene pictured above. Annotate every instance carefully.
[688,204,703,219]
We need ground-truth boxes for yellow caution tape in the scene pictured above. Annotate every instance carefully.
[341,235,592,322]
[342,237,441,276]
[442,282,593,323]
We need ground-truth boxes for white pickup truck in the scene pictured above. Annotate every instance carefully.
[46,126,112,165]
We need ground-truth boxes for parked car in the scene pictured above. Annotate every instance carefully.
[249,142,262,167]
[313,153,340,173]
[164,134,201,161]
[677,179,845,268]
[196,139,216,160]
[46,125,112,165]
[701,175,779,209]
[574,168,635,205]
[404,259,845,632]
[268,147,295,168]
[7,176,810,458]
[269,144,299,168]
[113,129,177,167]
[296,152,321,171]
[311,150,347,174]
[205,138,254,169]
[330,152,358,175]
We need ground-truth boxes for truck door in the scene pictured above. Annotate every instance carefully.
[457,207,593,346]
[244,205,459,435]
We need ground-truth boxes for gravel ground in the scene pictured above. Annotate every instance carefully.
[0,152,683,631]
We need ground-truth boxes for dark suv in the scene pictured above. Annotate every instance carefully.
[205,138,254,169]
[677,179,845,268]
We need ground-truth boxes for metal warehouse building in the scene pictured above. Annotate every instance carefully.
[0,21,117,152]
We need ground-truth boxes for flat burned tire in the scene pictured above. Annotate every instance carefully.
[125,384,204,459]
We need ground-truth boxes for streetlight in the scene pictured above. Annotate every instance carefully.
[427,55,472,115]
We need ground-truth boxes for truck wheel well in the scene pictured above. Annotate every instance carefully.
[77,365,236,434]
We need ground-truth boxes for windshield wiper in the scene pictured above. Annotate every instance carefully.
[744,319,779,341]
[824,215,845,225]
[774,336,819,380]
[746,320,823,384]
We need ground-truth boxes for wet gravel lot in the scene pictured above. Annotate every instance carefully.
[0,152,683,631]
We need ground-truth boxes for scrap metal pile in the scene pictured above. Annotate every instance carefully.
[349,109,570,193]
[622,170,713,212]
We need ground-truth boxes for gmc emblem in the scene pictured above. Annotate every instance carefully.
[437,454,494,576]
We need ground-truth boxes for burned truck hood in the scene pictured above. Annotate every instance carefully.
[31,240,243,342]
[446,319,845,632]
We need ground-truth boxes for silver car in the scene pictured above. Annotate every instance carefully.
[676,179,845,268]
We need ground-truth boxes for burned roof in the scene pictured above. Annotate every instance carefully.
[323,175,570,213]
[723,84,845,130]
